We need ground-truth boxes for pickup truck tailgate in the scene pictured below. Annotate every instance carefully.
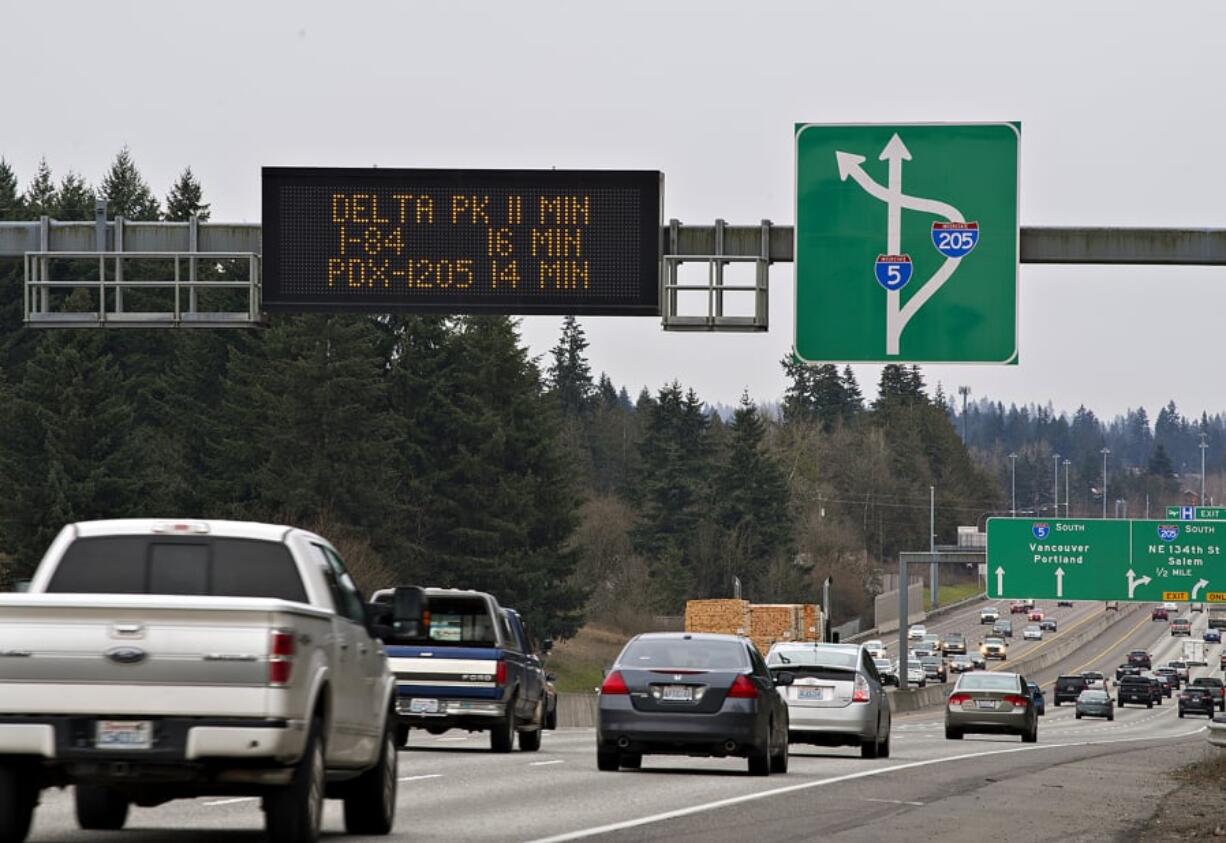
[0,594,323,718]
[387,646,502,700]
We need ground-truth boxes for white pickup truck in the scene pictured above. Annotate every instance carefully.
[0,519,398,843]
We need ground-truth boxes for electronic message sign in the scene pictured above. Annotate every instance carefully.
[262,168,662,315]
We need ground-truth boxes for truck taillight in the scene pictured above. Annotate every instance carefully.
[269,629,296,686]
[495,659,507,686]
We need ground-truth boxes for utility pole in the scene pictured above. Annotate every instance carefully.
[1063,458,1071,517]
[821,576,832,642]
[1053,453,1060,518]
[1201,433,1209,505]
[1008,453,1018,517]
[958,386,971,442]
[1101,448,1111,518]
[930,486,937,611]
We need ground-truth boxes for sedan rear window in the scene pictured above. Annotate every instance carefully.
[957,674,1022,692]
[620,638,749,670]
[46,536,308,603]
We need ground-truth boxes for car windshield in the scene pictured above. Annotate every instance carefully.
[1079,690,1109,701]
[620,638,749,670]
[1083,672,1103,680]
[767,646,858,669]
[958,674,1021,692]
[984,638,1004,646]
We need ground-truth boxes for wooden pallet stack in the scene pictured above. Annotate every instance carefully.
[684,599,823,654]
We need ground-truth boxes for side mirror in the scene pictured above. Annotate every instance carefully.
[774,671,795,687]
[386,586,430,642]
[365,602,393,639]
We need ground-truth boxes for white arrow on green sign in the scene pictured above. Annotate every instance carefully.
[986,517,1226,602]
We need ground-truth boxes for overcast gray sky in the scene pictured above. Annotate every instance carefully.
[5,1,1224,420]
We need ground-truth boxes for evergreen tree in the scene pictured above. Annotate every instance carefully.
[0,158,22,219]
[780,354,815,421]
[1148,443,1175,479]
[56,172,96,220]
[840,366,863,416]
[547,316,594,416]
[164,167,211,221]
[22,158,56,217]
[100,147,161,220]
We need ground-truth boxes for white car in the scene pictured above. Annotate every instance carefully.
[980,607,1000,624]
[908,625,927,641]
[1022,625,1043,641]
[864,639,888,659]
[1163,601,1179,613]
[905,664,927,687]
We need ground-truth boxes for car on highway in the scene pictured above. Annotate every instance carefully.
[1053,675,1089,706]
[1191,602,1205,613]
[905,663,928,688]
[1179,686,1217,718]
[1154,667,1182,690]
[942,633,967,655]
[920,656,947,683]
[908,624,927,641]
[1170,617,1192,636]
[1190,677,1226,712]
[1168,660,1191,682]
[767,642,891,760]
[597,633,792,775]
[1205,628,1222,644]
[948,654,976,674]
[1022,624,1043,641]
[1105,600,1120,612]
[1040,617,1059,632]
[1117,675,1161,708]
[980,607,1000,624]
[1153,672,1174,698]
[1152,606,1170,621]
[1028,609,1045,622]
[864,639,886,658]
[874,657,898,686]
[1075,689,1115,721]
[1128,650,1152,669]
[1116,664,1143,681]
[911,644,935,659]
[945,672,1038,742]
[1220,652,1226,671]
[979,637,1008,661]
[1164,601,1180,613]
[1027,681,1046,716]
[921,634,943,654]
[1010,601,1029,614]
[1082,671,1109,691]
[969,652,987,670]
[1057,599,1074,608]
[993,620,1014,639]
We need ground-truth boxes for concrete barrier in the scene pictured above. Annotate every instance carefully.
[888,602,1145,715]
[558,692,598,728]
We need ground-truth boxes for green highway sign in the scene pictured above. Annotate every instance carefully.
[1165,506,1226,521]
[986,518,1226,603]
[794,123,1019,364]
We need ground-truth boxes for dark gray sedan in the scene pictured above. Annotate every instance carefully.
[1075,689,1114,720]
[597,633,792,776]
[945,671,1037,742]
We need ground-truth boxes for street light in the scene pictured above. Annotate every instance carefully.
[1101,448,1111,518]
[1201,433,1208,505]
[1063,459,1071,517]
[958,386,971,442]
[1008,453,1018,517]
[1053,453,1060,519]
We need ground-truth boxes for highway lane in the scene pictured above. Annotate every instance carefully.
[22,603,1215,842]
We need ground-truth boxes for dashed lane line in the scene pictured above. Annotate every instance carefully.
[526,727,1207,843]
[398,773,444,783]
[530,760,566,767]
[203,797,257,807]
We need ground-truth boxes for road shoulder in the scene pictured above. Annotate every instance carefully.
[1141,743,1226,840]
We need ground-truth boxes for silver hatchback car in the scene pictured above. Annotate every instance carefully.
[766,643,891,759]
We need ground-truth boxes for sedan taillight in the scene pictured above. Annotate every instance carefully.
[600,671,629,695]
[1003,694,1030,708]
[948,693,971,706]
[852,673,870,703]
[727,675,759,699]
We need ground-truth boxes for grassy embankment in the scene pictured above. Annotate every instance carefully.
[922,581,985,608]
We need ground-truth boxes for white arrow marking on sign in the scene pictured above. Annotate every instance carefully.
[1126,569,1152,599]
[835,143,967,355]
[995,566,1005,595]
[1193,578,1210,600]
[1055,567,1065,598]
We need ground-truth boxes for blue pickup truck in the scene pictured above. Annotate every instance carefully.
[373,587,553,752]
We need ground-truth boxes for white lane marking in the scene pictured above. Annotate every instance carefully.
[530,760,566,767]
[528,727,1207,843]
[204,797,257,807]
[398,773,443,783]
[862,797,925,807]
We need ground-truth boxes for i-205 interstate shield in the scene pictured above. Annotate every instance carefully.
[932,222,979,258]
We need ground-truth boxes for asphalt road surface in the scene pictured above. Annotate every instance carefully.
[24,605,1219,842]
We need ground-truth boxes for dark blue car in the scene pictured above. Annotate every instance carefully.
[1205,628,1222,644]
[1027,681,1046,716]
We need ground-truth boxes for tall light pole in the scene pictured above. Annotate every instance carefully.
[1101,448,1111,518]
[1063,459,1071,517]
[1201,433,1208,505]
[1008,453,1018,517]
[958,386,971,442]
[1053,453,1060,518]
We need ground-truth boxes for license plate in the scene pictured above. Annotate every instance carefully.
[976,700,997,710]
[409,698,440,714]
[797,688,828,701]
[661,685,693,702]
[96,720,153,750]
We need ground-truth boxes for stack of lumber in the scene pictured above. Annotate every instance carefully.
[684,598,823,654]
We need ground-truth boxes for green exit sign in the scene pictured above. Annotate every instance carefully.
[1165,506,1226,521]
